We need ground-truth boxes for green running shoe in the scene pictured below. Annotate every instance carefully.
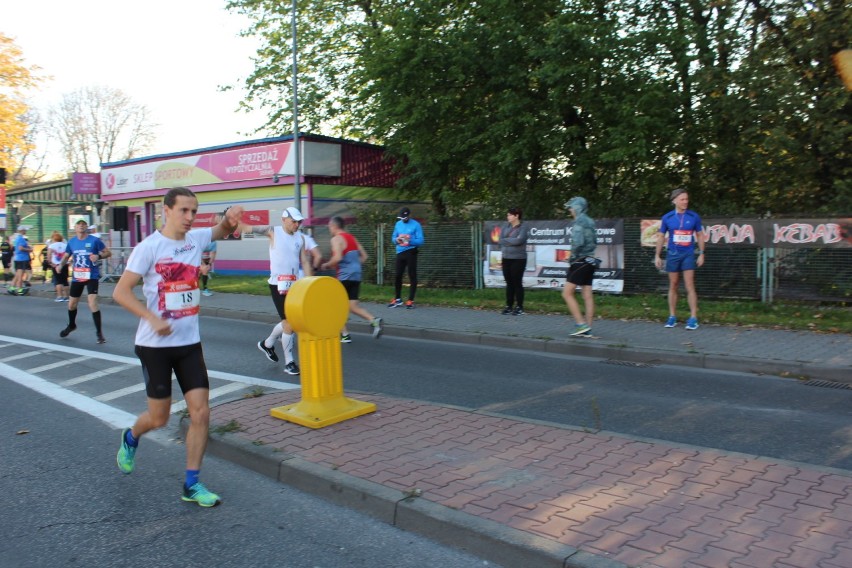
[116,428,136,474]
[182,482,221,507]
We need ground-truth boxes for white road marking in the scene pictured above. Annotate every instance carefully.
[0,334,298,391]
[62,364,137,386]
[26,355,90,373]
[95,383,146,402]
[0,349,51,362]
[0,334,300,433]
[0,361,136,428]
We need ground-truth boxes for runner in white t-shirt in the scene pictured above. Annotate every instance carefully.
[47,233,69,301]
[252,207,313,376]
[112,187,244,508]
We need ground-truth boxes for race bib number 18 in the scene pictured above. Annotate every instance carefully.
[161,281,200,318]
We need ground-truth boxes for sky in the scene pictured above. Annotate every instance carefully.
[1,0,273,173]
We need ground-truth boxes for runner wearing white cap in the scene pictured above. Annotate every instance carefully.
[249,207,313,375]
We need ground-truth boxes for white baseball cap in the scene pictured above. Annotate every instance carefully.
[282,207,304,221]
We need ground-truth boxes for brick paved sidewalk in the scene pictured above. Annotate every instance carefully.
[209,391,852,568]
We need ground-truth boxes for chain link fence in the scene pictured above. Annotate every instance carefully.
[99,247,132,282]
[85,222,849,303]
[342,219,850,303]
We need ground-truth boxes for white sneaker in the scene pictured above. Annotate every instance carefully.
[371,317,383,339]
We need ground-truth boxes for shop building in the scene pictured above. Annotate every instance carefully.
[100,134,403,274]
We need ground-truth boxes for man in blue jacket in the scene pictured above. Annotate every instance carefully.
[388,207,424,309]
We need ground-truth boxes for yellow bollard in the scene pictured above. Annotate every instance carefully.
[269,276,377,428]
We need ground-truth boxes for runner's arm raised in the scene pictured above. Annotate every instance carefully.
[211,206,244,241]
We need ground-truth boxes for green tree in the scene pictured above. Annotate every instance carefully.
[742,0,852,213]
[228,0,851,218]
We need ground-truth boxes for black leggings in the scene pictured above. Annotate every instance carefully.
[502,257,526,309]
[394,248,419,300]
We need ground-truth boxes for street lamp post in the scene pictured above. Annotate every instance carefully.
[291,0,301,212]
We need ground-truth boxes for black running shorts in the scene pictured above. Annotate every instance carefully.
[134,342,209,399]
[268,284,289,320]
[69,280,99,298]
[567,261,595,286]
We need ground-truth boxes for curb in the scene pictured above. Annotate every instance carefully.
[184,420,628,568]
[342,320,852,384]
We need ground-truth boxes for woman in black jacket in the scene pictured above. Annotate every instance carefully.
[498,207,528,315]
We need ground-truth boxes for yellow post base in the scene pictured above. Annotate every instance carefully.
[270,396,376,429]
[269,276,377,429]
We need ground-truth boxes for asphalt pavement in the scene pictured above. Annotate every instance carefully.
[16,280,852,567]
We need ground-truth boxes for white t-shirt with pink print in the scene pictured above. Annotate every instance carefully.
[125,228,212,347]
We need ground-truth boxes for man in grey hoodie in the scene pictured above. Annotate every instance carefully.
[562,197,597,336]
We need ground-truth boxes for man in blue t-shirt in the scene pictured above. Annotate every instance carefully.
[8,225,33,295]
[654,188,706,330]
[59,219,112,343]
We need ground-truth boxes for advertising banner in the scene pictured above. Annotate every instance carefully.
[484,219,625,293]
[641,218,852,248]
[100,141,343,196]
[72,172,101,194]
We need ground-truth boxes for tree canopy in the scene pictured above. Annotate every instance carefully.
[229,0,851,218]
[0,33,43,185]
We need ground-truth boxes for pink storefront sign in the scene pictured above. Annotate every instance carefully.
[101,143,293,196]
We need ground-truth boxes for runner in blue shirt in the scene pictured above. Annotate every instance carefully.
[8,225,33,295]
[59,219,112,343]
[654,188,705,330]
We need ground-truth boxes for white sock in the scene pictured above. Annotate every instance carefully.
[281,332,295,364]
[264,323,283,348]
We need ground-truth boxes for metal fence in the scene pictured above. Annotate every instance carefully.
[90,222,849,303]
[347,222,480,289]
[99,247,132,283]
[345,220,851,303]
